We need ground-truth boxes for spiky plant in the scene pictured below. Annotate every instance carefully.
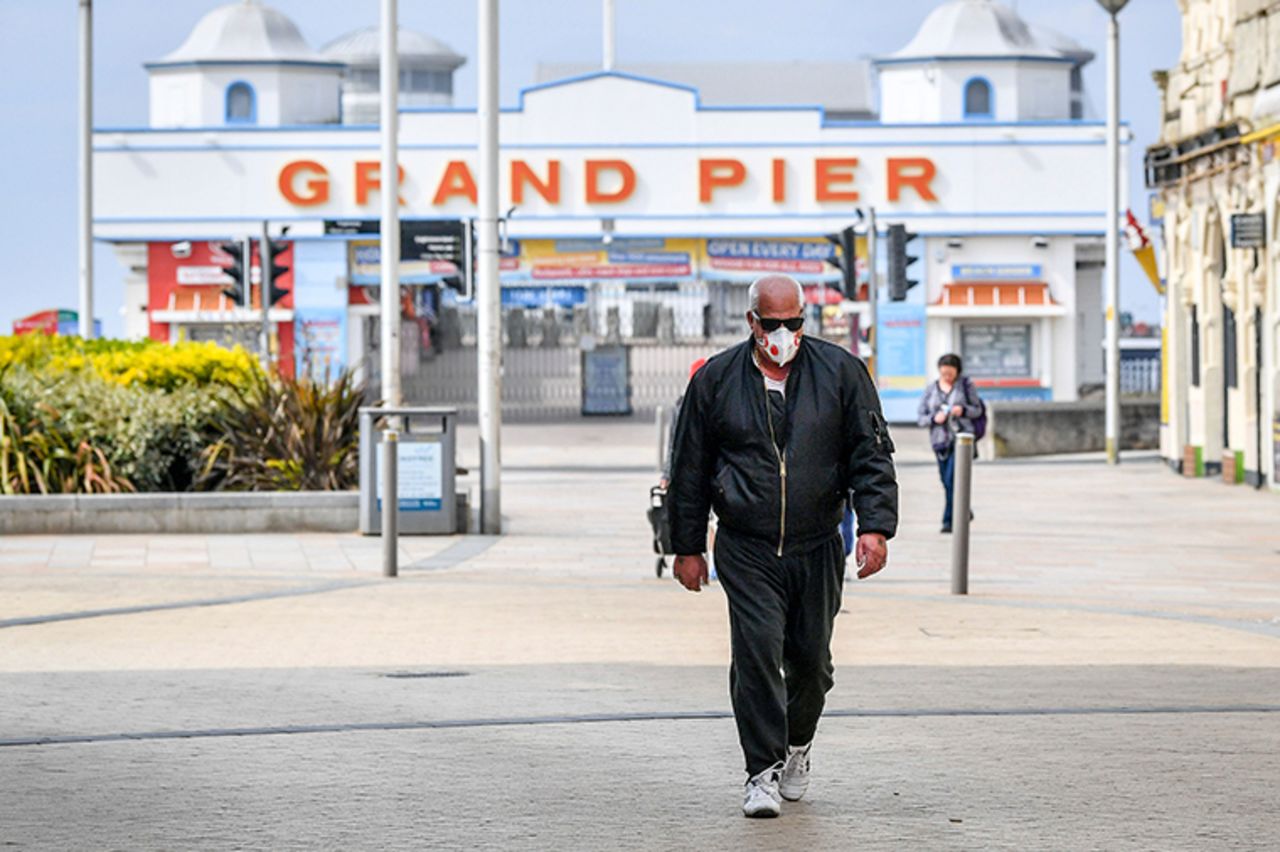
[196,369,363,491]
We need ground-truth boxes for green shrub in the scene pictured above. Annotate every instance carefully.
[0,369,133,494]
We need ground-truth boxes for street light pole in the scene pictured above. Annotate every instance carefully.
[379,0,402,576]
[1098,0,1129,465]
[477,0,503,533]
[78,0,94,339]
[379,0,401,409]
[602,0,615,71]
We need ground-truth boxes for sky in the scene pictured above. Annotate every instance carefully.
[0,0,1181,338]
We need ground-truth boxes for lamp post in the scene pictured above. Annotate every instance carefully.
[78,0,94,339]
[1097,0,1129,464]
[380,0,401,576]
[477,0,503,533]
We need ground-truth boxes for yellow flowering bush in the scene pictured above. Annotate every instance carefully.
[0,334,259,390]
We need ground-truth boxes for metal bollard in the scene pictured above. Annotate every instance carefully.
[950,432,974,595]
[655,405,666,474]
[381,428,398,578]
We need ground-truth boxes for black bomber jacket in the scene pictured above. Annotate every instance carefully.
[668,335,899,557]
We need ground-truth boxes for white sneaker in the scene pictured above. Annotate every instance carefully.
[742,763,783,818]
[779,741,812,801]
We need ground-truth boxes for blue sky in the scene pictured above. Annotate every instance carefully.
[0,0,1180,337]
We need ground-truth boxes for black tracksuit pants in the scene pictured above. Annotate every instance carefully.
[714,526,846,777]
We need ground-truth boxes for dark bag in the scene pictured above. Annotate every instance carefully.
[647,486,673,555]
[964,377,988,441]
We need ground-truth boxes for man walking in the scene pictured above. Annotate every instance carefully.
[667,274,898,818]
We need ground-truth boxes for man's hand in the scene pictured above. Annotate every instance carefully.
[933,411,948,425]
[673,554,709,592]
[854,533,888,580]
[950,404,964,418]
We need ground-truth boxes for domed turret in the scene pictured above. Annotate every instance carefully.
[321,26,467,124]
[146,1,342,128]
[875,0,1075,124]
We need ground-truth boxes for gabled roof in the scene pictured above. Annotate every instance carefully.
[535,61,874,117]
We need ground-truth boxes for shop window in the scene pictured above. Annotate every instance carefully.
[1190,305,1200,387]
[963,77,993,120]
[225,82,256,125]
[959,323,1031,378]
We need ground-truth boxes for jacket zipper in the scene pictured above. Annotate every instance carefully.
[765,390,787,557]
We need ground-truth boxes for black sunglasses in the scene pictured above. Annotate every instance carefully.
[752,312,804,333]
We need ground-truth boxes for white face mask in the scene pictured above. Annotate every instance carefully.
[757,327,801,367]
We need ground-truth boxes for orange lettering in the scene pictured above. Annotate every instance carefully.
[433,161,478,205]
[815,158,860,202]
[698,158,747,203]
[887,157,938,202]
[772,158,787,203]
[585,160,636,204]
[355,161,406,206]
[278,160,330,206]
[511,160,561,204]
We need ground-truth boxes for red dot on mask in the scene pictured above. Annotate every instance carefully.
[770,345,779,356]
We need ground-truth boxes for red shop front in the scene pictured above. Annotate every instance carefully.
[147,240,295,376]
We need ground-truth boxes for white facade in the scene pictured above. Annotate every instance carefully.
[1148,0,1280,490]
[95,0,1118,418]
[148,65,342,127]
[145,0,343,128]
[877,0,1075,123]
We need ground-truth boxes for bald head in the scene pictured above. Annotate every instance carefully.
[748,275,804,317]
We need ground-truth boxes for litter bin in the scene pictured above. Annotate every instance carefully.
[359,407,458,535]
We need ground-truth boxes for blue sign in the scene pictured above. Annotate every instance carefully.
[876,301,928,423]
[554,238,664,253]
[501,286,587,309]
[951,264,1042,281]
[877,302,927,379]
[606,251,690,265]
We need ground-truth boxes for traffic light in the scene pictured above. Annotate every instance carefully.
[262,237,291,308]
[886,223,920,302]
[219,236,252,307]
[824,225,858,299]
[439,219,475,299]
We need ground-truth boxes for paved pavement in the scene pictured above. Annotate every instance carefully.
[1,421,1278,850]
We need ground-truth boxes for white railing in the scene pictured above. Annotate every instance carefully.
[1120,356,1161,396]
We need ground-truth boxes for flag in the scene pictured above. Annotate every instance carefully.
[1125,209,1164,295]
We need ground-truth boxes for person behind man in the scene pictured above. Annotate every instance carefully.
[916,353,984,533]
[667,275,899,818]
[659,358,708,490]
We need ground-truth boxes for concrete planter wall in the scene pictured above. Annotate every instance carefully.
[989,399,1160,458]
[0,492,359,535]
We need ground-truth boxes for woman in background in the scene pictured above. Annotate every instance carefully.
[917,353,984,533]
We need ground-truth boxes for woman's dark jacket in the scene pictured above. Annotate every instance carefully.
[667,336,898,557]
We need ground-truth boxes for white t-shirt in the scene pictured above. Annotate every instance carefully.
[753,350,788,397]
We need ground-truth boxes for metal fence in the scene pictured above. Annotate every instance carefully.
[364,282,743,421]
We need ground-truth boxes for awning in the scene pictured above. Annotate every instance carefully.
[151,289,293,324]
[928,281,1065,317]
